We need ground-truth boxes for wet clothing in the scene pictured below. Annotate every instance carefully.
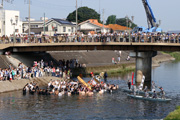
[160,89,165,98]
[153,92,157,98]
[128,81,131,90]
[104,72,108,83]
[133,86,137,95]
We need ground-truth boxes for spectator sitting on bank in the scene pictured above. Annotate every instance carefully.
[126,55,130,61]
[112,57,117,64]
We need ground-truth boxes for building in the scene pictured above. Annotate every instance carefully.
[0,9,22,36]
[43,18,76,36]
[78,19,110,33]
[22,17,48,34]
[22,20,44,34]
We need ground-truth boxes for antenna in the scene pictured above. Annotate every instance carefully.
[1,0,14,8]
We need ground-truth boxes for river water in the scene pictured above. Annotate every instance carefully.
[0,62,180,120]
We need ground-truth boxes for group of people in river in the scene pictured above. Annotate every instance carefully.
[23,77,119,96]
[127,80,166,99]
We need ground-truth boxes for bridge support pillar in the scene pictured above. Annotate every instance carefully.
[130,51,157,83]
[0,50,5,55]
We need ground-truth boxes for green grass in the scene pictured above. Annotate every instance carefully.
[71,63,135,78]
[162,52,180,61]
[164,106,180,120]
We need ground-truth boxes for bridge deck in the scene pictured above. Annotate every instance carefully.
[1,42,180,52]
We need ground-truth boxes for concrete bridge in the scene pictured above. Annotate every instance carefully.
[1,42,180,52]
[1,42,180,83]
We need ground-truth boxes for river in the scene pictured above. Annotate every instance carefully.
[0,62,180,120]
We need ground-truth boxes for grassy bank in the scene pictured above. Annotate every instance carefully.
[72,63,135,77]
[164,106,180,120]
[162,52,180,61]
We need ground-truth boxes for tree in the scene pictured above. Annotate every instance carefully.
[106,15,116,25]
[66,7,100,23]
[116,17,137,29]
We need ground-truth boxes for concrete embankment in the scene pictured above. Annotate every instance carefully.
[0,77,61,93]
[7,51,174,68]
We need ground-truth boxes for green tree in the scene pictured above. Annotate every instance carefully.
[106,15,116,25]
[66,7,100,23]
[116,17,137,29]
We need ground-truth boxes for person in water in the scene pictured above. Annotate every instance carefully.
[144,90,149,98]
[152,91,157,98]
[128,80,131,90]
[151,81,156,92]
[133,85,137,95]
[159,87,165,99]
[104,71,108,83]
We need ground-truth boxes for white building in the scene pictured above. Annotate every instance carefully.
[0,9,22,36]
[22,20,44,34]
[43,18,76,36]
[22,17,48,34]
[78,19,110,33]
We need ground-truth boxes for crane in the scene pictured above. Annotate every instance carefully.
[132,0,162,33]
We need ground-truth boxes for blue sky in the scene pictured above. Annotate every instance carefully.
[3,0,180,32]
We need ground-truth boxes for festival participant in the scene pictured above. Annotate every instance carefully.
[23,86,26,95]
[54,88,59,95]
[99,87,104,94]
[151,81,156,92]
[133,85,137,95]
[159,87,165,99]
[152,91,157,98]
[144,90,149,98]
[128,80,131,90]
[144,86,148,91]
[104,71,108,83]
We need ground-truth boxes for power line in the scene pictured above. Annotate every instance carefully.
[35,0,74,8]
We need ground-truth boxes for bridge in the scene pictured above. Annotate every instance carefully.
[1,42,180,52]
[0,40,180,83]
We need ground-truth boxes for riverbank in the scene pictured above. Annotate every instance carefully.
[78,53,175,76]
[0,77,61,93]
[165,106,180,120]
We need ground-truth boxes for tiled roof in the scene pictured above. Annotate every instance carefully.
[108,24,131,31]
[79,19,109,28]
[88,19,109,28]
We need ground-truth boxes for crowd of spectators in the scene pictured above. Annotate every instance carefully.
[0,59,80,82]
[0,32,180,44]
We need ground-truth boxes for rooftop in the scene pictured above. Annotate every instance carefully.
[52,18,74,25]
[79,19,109,28]
[108,24,131,31]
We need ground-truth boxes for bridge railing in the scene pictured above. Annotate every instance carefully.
[0,34,180,44]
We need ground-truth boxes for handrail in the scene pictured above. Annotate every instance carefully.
[0,34,180,47]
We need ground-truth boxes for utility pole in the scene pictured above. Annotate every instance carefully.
[28,0,31,40]
[1,0,3,7]
[76,0,78,33]
[99,0,100,14]
[102,8,104,33]
[44,13,45,35]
